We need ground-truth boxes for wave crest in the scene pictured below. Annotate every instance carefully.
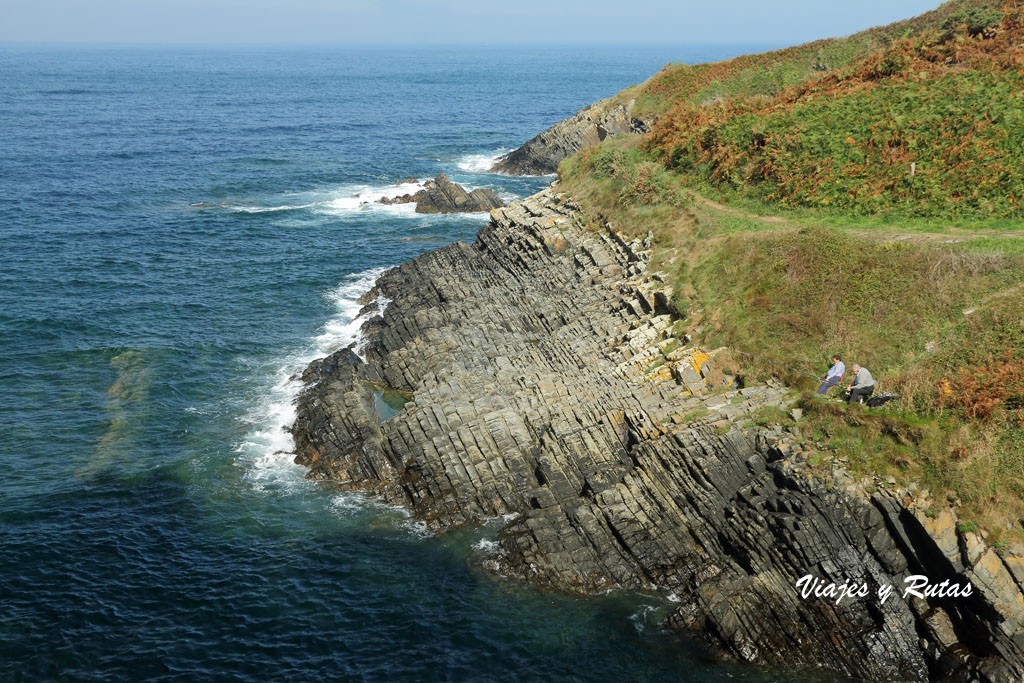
[455,149,509,173]
[236,267,388,493]
[201,179,428,217]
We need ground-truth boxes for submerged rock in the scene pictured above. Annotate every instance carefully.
[292,189,1024,681]
[376,193,419,206]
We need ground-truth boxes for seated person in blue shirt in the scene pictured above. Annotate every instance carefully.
[817,354,845,395]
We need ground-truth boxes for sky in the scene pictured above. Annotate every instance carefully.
[0,1,945,46]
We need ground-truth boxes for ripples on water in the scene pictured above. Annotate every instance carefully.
[1,44,799,680]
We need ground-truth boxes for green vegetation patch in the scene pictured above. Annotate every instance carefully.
[689,226,1020,370]
[657,70,1024,218]
[554,0,1024,540]
[631,0,994,119]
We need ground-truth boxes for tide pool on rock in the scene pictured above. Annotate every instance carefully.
[0,43,793,681]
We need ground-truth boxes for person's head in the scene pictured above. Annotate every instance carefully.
[852,364,861,373]
[832,354,842,363]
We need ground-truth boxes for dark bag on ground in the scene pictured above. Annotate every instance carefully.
[866,393,899,408]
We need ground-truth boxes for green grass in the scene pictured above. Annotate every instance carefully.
[638,0,1023,220]
[552,0,1024,541]
[678,407,712,424]
[558,139,1024,539]
[629,0,995,119]
[693,188,1024,235]
[797,395,1024,537]
[655,69,1024,219]
[750,404,792,427]
[687,226,1022,370]
[957,238,1024,256]
[692,206,768,236]
[558,137,696,250]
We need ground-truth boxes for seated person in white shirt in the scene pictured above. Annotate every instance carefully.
[845,364,877,404]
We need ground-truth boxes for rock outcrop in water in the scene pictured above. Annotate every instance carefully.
[489,98,650,175]
[377,174,504,214]
[292,190,1024,681]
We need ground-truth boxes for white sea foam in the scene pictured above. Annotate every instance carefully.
[629,604,659,633]
[482,512,521,527]
[329,490,406,517]
[236,267,388,493]
[472,538,499,554]
[399,518,435,539]
[455,149,509,173]
[453,148,558,179]
[316,180,426,217]
[329,492,369,516]
[213,174,525,218]
[231,203,316,214]
[215,179,428,218]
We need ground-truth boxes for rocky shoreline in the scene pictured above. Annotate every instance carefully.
[291,189,1024,681]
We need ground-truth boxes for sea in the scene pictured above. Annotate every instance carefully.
[0,44,798,681]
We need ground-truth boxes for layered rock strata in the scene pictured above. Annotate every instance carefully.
[489,98,650,175]
[292,190,1024,682]
[377,174,504,214]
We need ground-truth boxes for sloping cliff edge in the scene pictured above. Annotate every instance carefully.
[291,189,1024,681]
[489,96,649,175]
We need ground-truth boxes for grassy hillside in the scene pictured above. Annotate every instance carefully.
[646,1,1023,218]
[625,0,978,118]
[557,0,1024,543]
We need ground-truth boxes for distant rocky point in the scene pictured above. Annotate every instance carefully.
[377,174,504,214]
[489,97,650,175]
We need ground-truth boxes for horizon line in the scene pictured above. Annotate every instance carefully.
[0,39,795,50]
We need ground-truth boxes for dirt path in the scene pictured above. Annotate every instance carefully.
[694,194,1024,244]
[695,195,793,227]
[847,228,1024,245]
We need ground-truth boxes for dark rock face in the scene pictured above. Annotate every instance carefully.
[292,190,1024,682]
[490,97,650,176]
[376,193,419,206]
[415,174,504,214]
[377,175,504,214]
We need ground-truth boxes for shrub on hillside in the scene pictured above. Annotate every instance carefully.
[942,7,1003,38]
[643,2,1024,219]
[583,146,689,207]
[938,351,1024,422]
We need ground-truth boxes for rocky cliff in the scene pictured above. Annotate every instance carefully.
[489,98,650,175]
[291,190,1024,682]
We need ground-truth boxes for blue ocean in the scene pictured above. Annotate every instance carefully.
[0,44,793,681]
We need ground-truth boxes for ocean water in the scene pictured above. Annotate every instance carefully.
[0,44,796,681]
